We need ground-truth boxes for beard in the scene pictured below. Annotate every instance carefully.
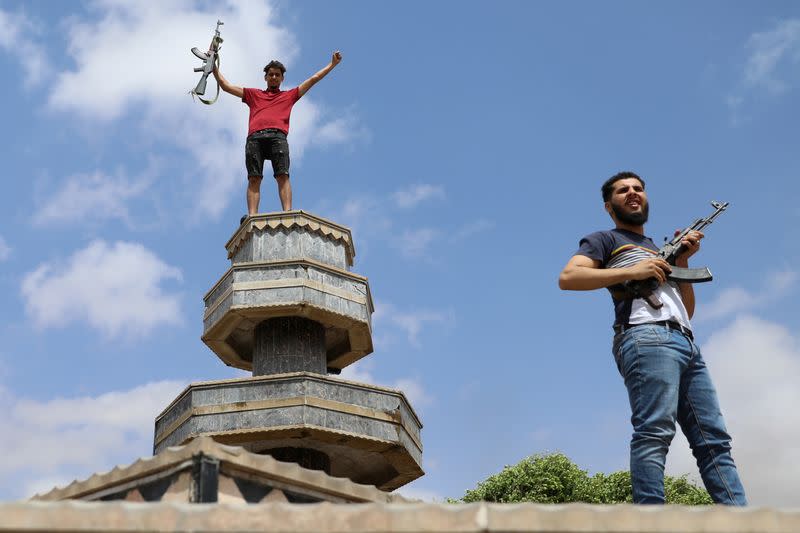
[611,200,649,225]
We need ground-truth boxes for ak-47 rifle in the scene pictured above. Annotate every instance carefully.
[619,201,729,309]
[190,20,224,105]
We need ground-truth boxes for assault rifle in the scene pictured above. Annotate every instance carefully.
[190,20,224,105]
[620,201,729,309]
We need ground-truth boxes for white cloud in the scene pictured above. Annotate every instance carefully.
[310,109,371,148]
[45,1,361,218]
[21,240,183,337]
[695,269,797,322]
[450,219,495,242]
[396,228,440,258]
[0,380,186,499]
[743,19,800,93]
[665,315,800,506]
[337,363,374,384]
[0,8,49,86]
[728,18,800,121]
[394,483,445,502]
[392,378,433,407]
[333,194,392,239]
[332,191,484,262]
[392,184,445,209]
[374,301,453,348]
[0,236,10,262]
[35,170,153,227]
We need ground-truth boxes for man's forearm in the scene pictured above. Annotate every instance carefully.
[213,68,241,97]
[304,63,335,89]
[298,54,340,97]
[314,62,335,81]
[559,265,636,291]
[213,68,226,86]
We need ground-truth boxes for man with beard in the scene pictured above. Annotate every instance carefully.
[558,171,746,505]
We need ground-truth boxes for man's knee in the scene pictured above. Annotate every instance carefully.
[248,175,262,188]
[632,427,676,447]
[275,174,290,184]
[631,417,678,450]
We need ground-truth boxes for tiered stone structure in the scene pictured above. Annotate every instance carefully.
[201,212,373,372]
[155,211,423,491]
[16,211,799,529]
[32,211,422,506]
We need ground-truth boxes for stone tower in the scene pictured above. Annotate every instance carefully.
[153,211,423,491]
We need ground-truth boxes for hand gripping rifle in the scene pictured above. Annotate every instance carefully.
[190,20,224,105]
[620,201,729,309]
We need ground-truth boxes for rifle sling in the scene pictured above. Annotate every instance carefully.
[191,52,221,105]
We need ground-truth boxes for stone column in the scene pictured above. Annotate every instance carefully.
[252,317,326,376]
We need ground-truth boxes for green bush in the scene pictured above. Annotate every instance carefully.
[457,452,711,505]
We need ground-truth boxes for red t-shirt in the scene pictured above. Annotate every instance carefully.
[242,87,301,136]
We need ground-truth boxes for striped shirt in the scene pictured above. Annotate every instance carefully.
[576,229,691,330]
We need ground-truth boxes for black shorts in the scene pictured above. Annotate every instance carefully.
[245,129,290,178]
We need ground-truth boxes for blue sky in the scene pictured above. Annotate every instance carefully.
[1,1,798,506]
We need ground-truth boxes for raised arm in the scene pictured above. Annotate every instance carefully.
[558,255,672,291]
[297,51,342,98]
[213,65,244,99]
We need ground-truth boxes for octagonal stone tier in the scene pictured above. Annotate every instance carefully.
[203,211,374,372]
[227,211,355,269]
[153,373,424,491]
[203,258,374,372]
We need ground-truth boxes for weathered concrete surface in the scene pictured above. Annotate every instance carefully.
[227,211,356,268]
[202,259,374,372]
[3,501,799,532]
[34,437,408,504]
[153,374,423,490]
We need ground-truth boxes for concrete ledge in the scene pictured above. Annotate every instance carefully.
[2,501,798,532]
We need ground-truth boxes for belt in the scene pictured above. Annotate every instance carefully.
[250,128,286,136]
[613,320,694,341]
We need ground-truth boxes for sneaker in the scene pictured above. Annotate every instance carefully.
[240,215,248,225]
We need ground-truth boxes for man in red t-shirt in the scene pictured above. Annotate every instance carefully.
[214,51,342,217]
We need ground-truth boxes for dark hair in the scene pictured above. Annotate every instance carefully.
[601,171,645,201]
[263,60,286,75]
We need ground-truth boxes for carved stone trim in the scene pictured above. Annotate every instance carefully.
[226,211,356,266]
[155,373,423,432]
[203,279,369,322]
[154,395,421,452]
[203,258,369,302]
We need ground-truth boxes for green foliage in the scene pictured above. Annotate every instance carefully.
[461,453,587,504]
[664,474,714,505]
[577,470,633,504]
[457,452,711,505]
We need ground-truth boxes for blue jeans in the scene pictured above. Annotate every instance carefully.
[612,324,747,505]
